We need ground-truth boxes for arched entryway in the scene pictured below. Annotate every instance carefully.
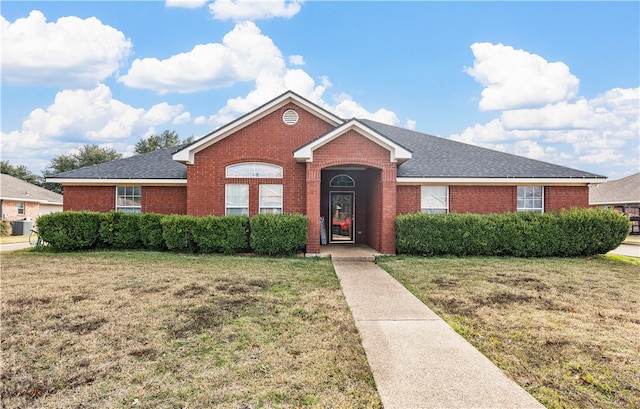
[319,166,384,250]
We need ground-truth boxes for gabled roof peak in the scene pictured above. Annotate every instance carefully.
[293,118,412,164]
[173,90,344,164]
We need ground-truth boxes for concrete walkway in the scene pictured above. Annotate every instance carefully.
[0,241,31,252]
[322,244,544,409]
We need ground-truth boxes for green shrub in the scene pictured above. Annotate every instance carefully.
[37,211,104,251]
[396,209,630,257]
[139,213,166,251]
[161,215,198,253]
[0,219,10,237]
[250,213,307,256]
[192,215,249,254]
[99,212,143,250]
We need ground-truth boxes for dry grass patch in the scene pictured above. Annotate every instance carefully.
[1,251,381,408]
[377,255,640,409]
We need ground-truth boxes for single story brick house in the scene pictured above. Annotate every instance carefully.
[589,172,639,234]
[48,91,605,254]
[1,173,63,223]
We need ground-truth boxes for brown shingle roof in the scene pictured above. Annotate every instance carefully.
[0,174,63,204]
[589,172,640,205]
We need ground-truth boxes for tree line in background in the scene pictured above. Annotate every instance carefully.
[1,131,193,194]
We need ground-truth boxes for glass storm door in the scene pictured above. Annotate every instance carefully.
[330,192,354,243]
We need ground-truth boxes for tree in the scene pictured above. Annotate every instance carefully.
[1,161,43,185]
[45,144,122,175]
[134,130,193,154]
[43,145,122,194]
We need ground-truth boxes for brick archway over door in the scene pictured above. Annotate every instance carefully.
[303,130,397,254]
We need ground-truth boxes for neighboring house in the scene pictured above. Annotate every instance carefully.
[1,173,64,223]
[47,91,605,254]
[590,172,640,234]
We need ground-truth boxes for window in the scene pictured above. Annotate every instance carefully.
[330,174,355,188]
[517,186,544,213]
[421,186,448,214]
[116,186,141,213]
[17,202,25,215]
[259,184,283,214]
[226,184,249,215]
[226,162,282,178]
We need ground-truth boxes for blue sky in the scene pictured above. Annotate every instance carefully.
[2,1,638,179]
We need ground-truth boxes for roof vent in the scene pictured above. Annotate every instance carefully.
[283,109,299,125]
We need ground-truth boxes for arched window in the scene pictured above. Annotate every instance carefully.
[330,174,355,188]
[226,162,283,178]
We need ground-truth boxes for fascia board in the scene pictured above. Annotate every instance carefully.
[294,121,412,163]
[174,92,344,164]
[1,196,63,205]
[45,178,187,186]
[397,177,607,186]
[590,200,640,205]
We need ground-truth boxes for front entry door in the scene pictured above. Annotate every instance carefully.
[330,192,354,243]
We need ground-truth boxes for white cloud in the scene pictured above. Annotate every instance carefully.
[450,81,639,174]
[1,84,188,171]
[289,55,305,65]
[166,0,208,8]
[455,44,638,176]
[333,94,400,125]
[209,0,303,21]
[500,99,625,130]
[464,42,579,111]
[118,21,284,94]
[1,10,132,87]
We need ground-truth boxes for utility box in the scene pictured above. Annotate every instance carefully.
[12,219,33,236]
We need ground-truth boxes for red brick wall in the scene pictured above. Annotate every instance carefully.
[186,103,334,217]
[450,186,516,214]
[63,186,114,212]
[63,185,187,214]
[545,186,589,211]
[142,186,187,214]
[397,185,421,215]
[394,185,591,215]
[311,130,397,253]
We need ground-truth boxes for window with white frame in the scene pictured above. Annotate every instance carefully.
[226,184,249,215]
[421,186,448,214]
[259,184,283,214]
[17,202,25,215]
[116,186,141,213]
[517,186,544,212]
[226,162,283,178]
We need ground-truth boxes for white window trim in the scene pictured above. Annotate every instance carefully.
[421,186,449,214]
[517,186,544,213]
[259,184,283,214]
[17,202,25,215]
[115,186,142,213]
[225,184,249,216]
[226,162,283,178]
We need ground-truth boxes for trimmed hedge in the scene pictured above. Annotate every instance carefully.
[396,209,630,257]
[160,214,249,254]
[99,211,143,249]
[250,213,308,256]
[160,215,199,253]
[139,213,166,251]
[192,215,250,254]
[36,211,304,255]
[37,211,104,251]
